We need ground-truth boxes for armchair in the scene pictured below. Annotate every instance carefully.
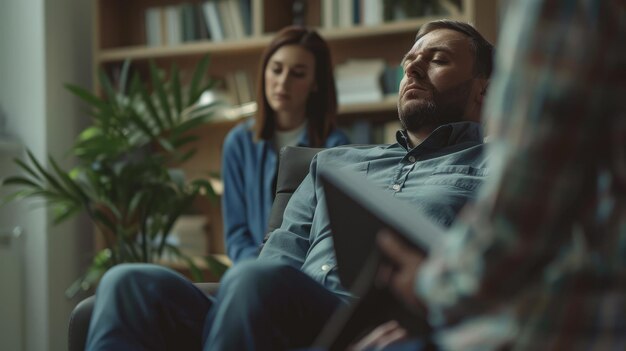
[67,146,323,351]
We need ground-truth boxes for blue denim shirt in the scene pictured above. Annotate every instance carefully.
[221,118,350,262]
[259,122,488,301]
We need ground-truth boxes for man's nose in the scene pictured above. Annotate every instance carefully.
[405,58,426,79]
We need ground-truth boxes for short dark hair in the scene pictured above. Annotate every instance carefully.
[254,26,337,147]
[416,20,494,78]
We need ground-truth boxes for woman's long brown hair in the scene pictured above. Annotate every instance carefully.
[253,26,338,147]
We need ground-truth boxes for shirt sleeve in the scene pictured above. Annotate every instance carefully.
[258,155,321,269]
[415,0,624,326]
[221,129,259,262]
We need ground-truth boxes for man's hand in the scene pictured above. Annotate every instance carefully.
[348,320,408,351]
[376,229,426,311]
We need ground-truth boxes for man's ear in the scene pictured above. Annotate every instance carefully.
[475,79,489,105]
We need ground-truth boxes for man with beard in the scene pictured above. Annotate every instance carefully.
[85,20,493,351]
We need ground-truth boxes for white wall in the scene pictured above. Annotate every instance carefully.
[0,0,92,350]
[44,0,93,350]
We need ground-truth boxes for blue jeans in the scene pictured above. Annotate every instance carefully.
[85,260,345,350]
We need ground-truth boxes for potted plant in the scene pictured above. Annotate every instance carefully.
[1,56,228,298]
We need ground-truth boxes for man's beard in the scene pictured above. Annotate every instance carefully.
[398,79,474,133]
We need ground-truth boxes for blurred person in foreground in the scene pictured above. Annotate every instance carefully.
[361,1,626,350]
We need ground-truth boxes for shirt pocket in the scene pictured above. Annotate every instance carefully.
[424,165,488,191]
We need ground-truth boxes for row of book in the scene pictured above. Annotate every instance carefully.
[144,0,252,47]
[322,0,461,28]
[335,59,402,106]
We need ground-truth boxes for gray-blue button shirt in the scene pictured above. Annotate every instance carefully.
[259,122,488,301]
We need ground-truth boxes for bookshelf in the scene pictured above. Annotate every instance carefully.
[93,0,498,256]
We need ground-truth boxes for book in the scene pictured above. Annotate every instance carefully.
[362,0,383,26]
[335,59,386,105]
[238,0,252,36]
[227,0,246,39]
[145,7,164,47]
[164,5,182,45]
[202,0,225,42]
[193,3,210,41]
[322,0,335,28]
[180,3,196,42]
[217,0,236,40]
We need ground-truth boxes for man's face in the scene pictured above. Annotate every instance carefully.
[398,28,481,132]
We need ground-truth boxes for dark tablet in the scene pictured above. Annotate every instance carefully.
[319,166,445,292]
[316,167,444,349]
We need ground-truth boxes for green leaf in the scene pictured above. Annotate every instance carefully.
[118,59,132,95]
[171,134,200,146]
[191,178,218,200]
[25,150,74,199]
[167,168,186,188]
[171,112,213,136]
[157,138,175,153]
[171,63,183,115]
[127,109,157,140]
[64,84,108,111]
[98,68,118,111]
[176,149,198,164]
[205,254,229,279]
[1,176,41,188]
[149,60,173,127]
[128,192,145,216]
[48,155,89,204]
[134,74,165,132]
[13,157,43,181]
[188,80,218,109]
[187,55,211,106]
[52,204,81,224]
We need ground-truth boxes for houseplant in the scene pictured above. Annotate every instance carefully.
[1,56,228,297]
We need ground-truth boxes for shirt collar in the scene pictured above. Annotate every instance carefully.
[396,122,484,152]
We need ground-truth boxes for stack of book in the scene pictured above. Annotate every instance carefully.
[335,59,386,106]
[144,0,252,47]
[321,0,460,29]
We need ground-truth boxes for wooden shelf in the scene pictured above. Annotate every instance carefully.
[338,95,397,115]
[98,36,271,62]
[96,16,466,64]
[319,15,466,40]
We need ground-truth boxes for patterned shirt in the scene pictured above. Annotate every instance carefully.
[416,1,626,350]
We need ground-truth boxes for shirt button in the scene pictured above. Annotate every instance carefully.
[321,264,331,272]
[408,156,416,163]
[392,184,401,191]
